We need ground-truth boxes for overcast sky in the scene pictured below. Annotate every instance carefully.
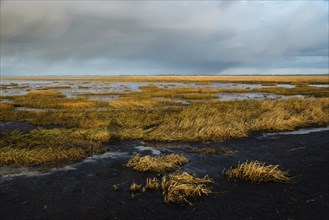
[1,0,328,76]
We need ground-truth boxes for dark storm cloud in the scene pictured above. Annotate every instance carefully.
[1,1,328,75]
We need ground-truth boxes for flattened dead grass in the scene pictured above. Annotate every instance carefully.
[225,160,291,183]
[161,172,214,206]
[187,147,238,155]
[126,154,188,173]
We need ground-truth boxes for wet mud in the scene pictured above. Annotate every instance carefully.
[1,126,328,219]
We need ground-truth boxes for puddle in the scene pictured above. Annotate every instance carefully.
[0,99,14,104]
[15,107,58,112]
[277,84,295,88]
[82,151,129,163]
[0,164,77,179]
[218,92,305,101]
[87,95,119,102]
[261,126,329,137]
[309,84,329,88]
[0,151,129,179]
[0,80,303,98]
[151,97,190,105]
[135,146,161,155]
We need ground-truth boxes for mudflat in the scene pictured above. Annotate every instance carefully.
[1,128,328,220]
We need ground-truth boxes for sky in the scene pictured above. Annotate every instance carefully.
[1,0,328,76]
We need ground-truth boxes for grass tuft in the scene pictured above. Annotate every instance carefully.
[161,172,213,206]
[224,160,291,183]
[126,154,188,173]
[145,177,161,190]
[130,182,142,192]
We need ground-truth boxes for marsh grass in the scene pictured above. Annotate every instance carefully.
[260,82,278,86]
[161,172,213,206]
[0,129,105,166]
[77,85,89,89]
[11,90,108,109]
[145,177,161,190]
[224,161,291,183]
[1,97,328,142]
[130,182,142,192]
[253,85,329,97]
[1,83,328,144]
[126,154,189,173]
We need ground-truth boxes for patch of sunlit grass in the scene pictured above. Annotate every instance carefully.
[1,92,328,142]
[224,160,291,183]
[126,154,188,173]
[0,129,105,166]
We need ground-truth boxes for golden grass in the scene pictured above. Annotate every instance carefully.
[1,97,328,142]
[0,102,13,110]
[126,154,189,173]
[1,82,328,145]
[145,177,161,190]
[78,85,89,89]
[161,172,213,206]
[149,98,329,141]
[224,161,291,183]
[0,147,86,166]
[11,90,107,110]
[130,182,142,192]
[0,129,105,166]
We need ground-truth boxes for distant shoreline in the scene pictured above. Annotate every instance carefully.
[2,75,328,84]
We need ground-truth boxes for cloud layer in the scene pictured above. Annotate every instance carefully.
[1,1,328,76]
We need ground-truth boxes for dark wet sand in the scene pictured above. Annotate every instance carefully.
[1,127,328,220]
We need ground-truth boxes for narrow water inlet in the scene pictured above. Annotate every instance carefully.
[261,126,329,137]
[135,146,161,155]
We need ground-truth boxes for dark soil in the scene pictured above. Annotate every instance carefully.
[0,126,329,220]
[0,121,62,133]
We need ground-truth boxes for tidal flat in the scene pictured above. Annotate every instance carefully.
[0,76,328,219]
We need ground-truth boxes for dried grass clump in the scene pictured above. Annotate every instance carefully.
[187,147,238,155]
[145,177,160,190]
[161,172,213,206]
[225,160,291,183]
[130,182,142,192]
[126,154,188,173]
